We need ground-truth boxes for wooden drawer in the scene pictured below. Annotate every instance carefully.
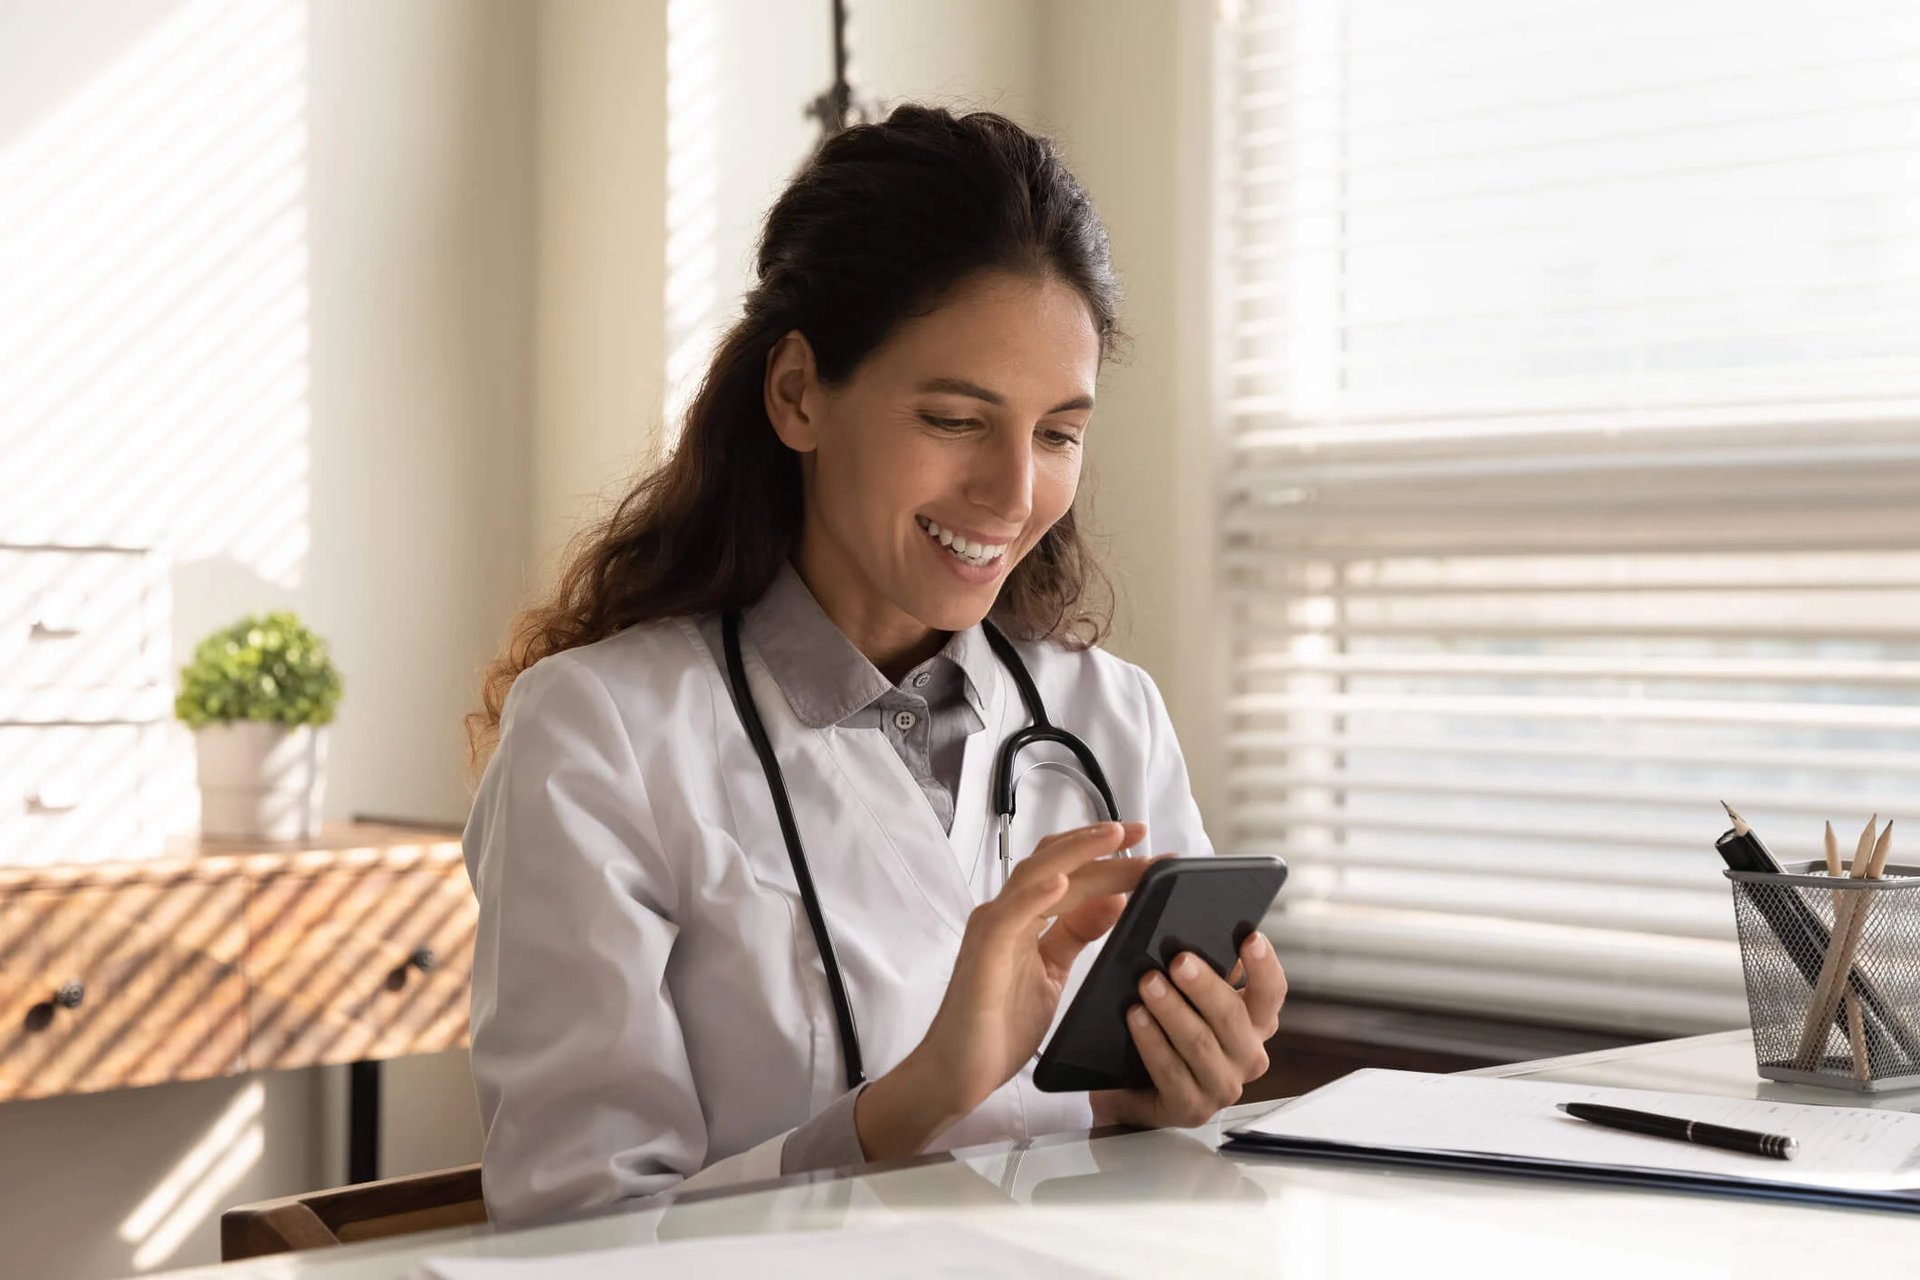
[247,863,475,1071]
[0,879,248,1101]
[0,547,167,692]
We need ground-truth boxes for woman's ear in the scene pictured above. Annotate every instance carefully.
[764,330,821,453]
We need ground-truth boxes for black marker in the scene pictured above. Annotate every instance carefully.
[1558,1102,1797,1160]
[1716,800,1778,870]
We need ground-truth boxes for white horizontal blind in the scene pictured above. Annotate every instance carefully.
[1223,0,1920,1035]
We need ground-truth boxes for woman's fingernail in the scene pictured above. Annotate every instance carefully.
[1129,1005,1149,1028]
[1247,933,1269,958]
[1176,953,1201,980]
[1144,973,1167,998]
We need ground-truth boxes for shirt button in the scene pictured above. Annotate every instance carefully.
[912,672,931,689]
[892,710,917,732]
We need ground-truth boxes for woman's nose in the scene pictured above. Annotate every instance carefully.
[966,429,1034,525]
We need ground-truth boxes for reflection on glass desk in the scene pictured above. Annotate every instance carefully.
[148,1031,1920,1280]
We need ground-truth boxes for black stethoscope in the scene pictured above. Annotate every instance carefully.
[721,608,1122,1090]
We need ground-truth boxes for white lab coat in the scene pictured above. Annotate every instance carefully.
[463,612,1213,1226]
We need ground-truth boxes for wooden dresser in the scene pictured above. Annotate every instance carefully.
[0,822,474,1166]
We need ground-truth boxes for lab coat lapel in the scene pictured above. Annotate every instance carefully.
[816,629,1010,936]
[726,641,958,944]
[819,730,974,936]
[732,617,1013,943]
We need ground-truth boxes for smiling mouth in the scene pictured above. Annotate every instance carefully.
[917,516,1009,567]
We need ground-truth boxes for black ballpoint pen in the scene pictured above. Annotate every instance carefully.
[1557,1102,1798,1160]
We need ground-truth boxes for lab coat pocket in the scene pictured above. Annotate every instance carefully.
[702,724,862,1113]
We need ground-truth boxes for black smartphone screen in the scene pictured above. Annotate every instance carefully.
[1033,855,1287,1094]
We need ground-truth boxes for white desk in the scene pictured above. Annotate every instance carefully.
[150,1031,1920,1280]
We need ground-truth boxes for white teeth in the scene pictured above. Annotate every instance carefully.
[918,517,1006,566]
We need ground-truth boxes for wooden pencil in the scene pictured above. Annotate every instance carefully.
[1793,816,1877,1068]
[1795,819,1894,1070]
[1823,823,1872,1076]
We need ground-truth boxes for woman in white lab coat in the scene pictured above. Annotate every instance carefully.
[462,104,1287,1227]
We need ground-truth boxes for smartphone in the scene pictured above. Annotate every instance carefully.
[1034,855,1287,1094]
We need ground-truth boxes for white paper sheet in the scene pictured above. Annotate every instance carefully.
[1235,1069,1920,1192]
[412,1220,1107,1280]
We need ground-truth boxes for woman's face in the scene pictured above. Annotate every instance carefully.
[765,269,1101,655]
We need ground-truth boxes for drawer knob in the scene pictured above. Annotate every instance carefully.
[52,981,86,1010]
[385,947,439,992]
[25,785,82,814]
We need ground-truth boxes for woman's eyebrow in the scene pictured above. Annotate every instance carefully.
[916,376,1093,415]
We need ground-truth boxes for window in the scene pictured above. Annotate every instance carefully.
[1223,0,1920,1033]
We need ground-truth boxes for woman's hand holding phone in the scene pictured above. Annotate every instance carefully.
[1089,932,1287,1130]
[854,819,1148,1161]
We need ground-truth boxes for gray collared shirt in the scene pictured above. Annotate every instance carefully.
[696,563,998,1173]
[700,562,993,833]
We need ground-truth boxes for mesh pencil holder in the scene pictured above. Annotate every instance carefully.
[1726,861,1920,1092]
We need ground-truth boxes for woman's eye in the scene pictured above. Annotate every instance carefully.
[920,415,979,431]
[1041,429,1084,449]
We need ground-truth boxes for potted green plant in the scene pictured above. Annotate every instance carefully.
[176,611,343,840]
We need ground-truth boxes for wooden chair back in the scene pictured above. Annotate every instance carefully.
[221,1162,486,1260]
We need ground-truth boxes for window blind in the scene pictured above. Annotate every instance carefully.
[1222,0,1920,1035]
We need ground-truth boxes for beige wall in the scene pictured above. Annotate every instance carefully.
[1034,0,1226,820]
[850,0,1043,121]
[532,0,669,575]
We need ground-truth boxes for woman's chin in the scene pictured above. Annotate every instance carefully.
[901,579,1000,634]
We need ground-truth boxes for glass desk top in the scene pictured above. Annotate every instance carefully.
[149,1031,1920,1280]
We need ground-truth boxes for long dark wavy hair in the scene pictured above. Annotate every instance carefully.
[466,104,1126,776]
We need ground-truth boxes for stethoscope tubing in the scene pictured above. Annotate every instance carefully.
[722,610,869,1087]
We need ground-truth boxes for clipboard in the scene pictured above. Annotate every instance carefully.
[1220,1070,1920,1216]
[1223,1132,1920,1215]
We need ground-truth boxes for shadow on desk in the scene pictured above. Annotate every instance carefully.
[652,1125,1267,1246]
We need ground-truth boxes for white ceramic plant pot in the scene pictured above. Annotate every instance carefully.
[194,722,329,841]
